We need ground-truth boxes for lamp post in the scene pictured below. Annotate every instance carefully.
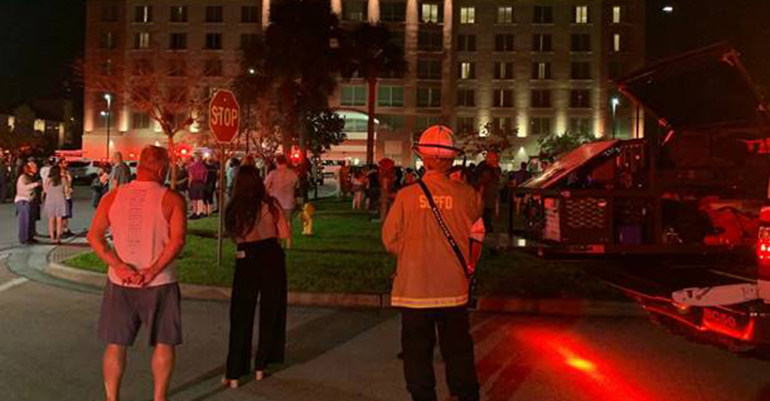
[611,97,620,139]
[103,93,112,160]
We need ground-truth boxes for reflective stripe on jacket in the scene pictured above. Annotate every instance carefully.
[383,171,482,309]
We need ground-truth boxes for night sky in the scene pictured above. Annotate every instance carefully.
[0,0,84,112]
[0,0,768,114]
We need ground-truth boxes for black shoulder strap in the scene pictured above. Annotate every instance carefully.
[416,180,470,278]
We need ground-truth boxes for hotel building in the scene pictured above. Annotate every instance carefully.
[83,0,645,166]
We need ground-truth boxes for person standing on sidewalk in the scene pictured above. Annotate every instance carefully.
[87,145,187,401]
[265,155,298,248]
[15,162,41,245]
[109,151,131,190]
[222,165,289,388]
[473,151,501,233]
[42,165,67,244]
[383,126,482,401]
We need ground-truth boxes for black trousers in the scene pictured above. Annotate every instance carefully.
[226,239,287,379]
[401,307,479,401]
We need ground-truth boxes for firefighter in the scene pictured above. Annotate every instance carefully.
[382,125,482,401]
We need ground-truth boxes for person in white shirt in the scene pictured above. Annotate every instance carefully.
[264,155,299,248]
[15,162,41,244]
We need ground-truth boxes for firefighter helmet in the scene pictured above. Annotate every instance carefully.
[414,125,462,159]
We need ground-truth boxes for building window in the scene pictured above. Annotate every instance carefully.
[457,35,476,52]
[492,90,514,108]
[134,32,151,49]
[101,5,119,22]
[494,62,514,80]
[532,34,552,52]
[414,116,442,133]
[532,62,552,79]
[456,89,475,107]
[495,34,515,52]
[205,33,223,50]
[456,116,476,133]
[204,59,223,77]
[569,117,592,134]
[570,62,591,79]
[574,6,589,23]
[570,34,591,52]
[242,6,259,23]
[100,32,116,49]
[492,117,513,132]
[421,3,441,24]
[168,59,186,76]
[418,31,442,51]
[497,6,513,24]
[343,2,367,22]
[609,62,623,79]
[205,6,224,23]
[378,86,404,107]
[381,2,406,22]
[612,6,622,23]
[417,59,442,80]
[169,33,187,50]
[531,90,552,108]
[101,59,113,76]
[377,114,406,130]
[342,85,367,106]
[458,62,475,80]
[533,6,553,24]
[132,112,151,129]
[459,7,475,24]
[613,33,622,52]
[344,118,368,132]
[135,6,153,23]
[240,33,260,49]
[170,6,187,22]
[417,87,441,108]
[133,59,153,76]
[570,90,591,108]
[530,117,551,135]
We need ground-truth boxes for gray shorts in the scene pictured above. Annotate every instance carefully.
[98,282,182,346]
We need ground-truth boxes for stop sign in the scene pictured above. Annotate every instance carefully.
[209,89,240,144]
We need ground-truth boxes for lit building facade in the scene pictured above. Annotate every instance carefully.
[83,0,645,166]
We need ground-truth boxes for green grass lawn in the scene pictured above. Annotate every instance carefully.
[64,198,621,299]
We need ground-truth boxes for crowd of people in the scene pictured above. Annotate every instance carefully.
[2,127,546,401]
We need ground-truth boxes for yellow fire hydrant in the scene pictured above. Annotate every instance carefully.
[301,202,316,236]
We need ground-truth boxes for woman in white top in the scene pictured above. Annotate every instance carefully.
[221,165,290,388]
[15,162,41,244]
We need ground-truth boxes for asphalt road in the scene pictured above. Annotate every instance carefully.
[3,186,770,401]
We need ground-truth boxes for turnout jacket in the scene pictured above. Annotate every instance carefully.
[383,171,482,308]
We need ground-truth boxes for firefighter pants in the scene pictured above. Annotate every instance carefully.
[401,307,479,401]
[225,239,287,379]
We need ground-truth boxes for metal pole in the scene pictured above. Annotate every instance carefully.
[217,144,226,266]
[106,112,111,160]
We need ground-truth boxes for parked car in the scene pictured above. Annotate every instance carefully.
[66,159,92,183]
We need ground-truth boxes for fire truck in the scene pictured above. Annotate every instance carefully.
[511,43,770,353]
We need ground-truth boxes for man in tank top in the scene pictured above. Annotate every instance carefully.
[87,145,187,401]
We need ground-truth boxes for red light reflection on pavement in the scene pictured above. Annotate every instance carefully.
[515,327,665,401]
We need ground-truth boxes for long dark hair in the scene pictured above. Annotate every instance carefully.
[48,165,62,187]
[225,165,280,239]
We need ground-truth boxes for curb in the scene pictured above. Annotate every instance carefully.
[46,254,645,318]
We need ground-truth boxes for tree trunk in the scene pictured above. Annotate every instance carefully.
[168,134,177,190]
[366,77,377,165]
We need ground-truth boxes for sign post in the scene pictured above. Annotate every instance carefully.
[208,89,240,267]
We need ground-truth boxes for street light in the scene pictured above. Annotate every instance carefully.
[611,97,620,139]
[662,5,674,14]
[104,93,112,160]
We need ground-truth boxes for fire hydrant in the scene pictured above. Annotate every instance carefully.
[301,202,316,236]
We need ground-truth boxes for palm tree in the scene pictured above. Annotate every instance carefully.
[239,0,343,158]
[341,23,407,165]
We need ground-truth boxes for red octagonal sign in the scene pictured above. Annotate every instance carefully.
[209,89,240,144]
